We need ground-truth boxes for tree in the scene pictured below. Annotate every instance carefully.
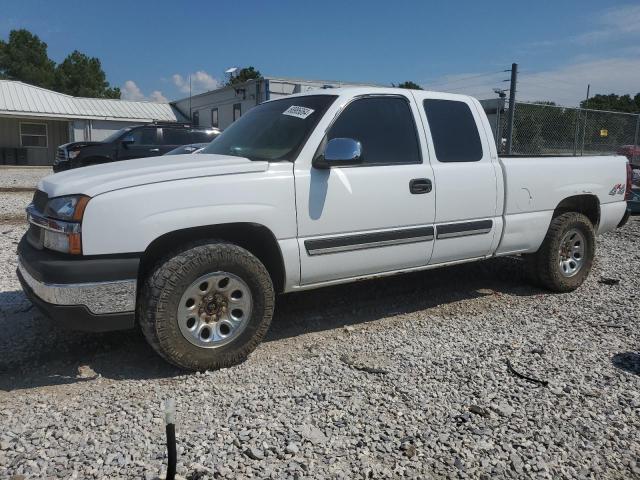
[0,29,55,88]
[227,67,262,86]
[395,81,423,90]
[580,93,640,113]
[54,50,120,98]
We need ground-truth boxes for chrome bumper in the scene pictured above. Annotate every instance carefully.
[18,259,136,314]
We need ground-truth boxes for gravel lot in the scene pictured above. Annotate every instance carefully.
[0,214,638,479]
[0,167,51,221]
[0,167,52,189]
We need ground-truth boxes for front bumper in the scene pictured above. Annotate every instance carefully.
[17,236,139,331]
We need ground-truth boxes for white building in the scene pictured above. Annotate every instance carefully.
[0,80,186,165]
[171,77,375,130]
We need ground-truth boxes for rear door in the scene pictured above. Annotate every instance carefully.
[412,92,500,264]
[118,126,160,160]
[294,91,437,285]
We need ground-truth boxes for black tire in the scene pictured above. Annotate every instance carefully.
[528,212,595,292]
[139,240,274,371]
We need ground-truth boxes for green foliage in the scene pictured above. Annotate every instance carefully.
[55,51,120,99]
[0,29,120,99]
[580,93,640,113]
[0,29,55,88]
[395,81,423,90]
[227,67,262,86]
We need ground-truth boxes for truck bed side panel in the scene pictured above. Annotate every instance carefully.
[496,155,628,255]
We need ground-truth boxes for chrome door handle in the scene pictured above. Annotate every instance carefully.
[149,148,160,152]
[409,178,432,194]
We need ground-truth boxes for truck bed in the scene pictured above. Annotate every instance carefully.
[495,154,628,256]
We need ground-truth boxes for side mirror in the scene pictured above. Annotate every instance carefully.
[121,135,135,146]
[313,138,362,169]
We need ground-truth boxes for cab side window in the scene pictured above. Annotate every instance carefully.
[327,96,421,165]
[129,127,158,145]
[191,130,217,143]
[162,128,190,145]
[423,99,483,162]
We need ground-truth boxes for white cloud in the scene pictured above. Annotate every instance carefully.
[121,80,145,101]
[422,57,640,106]
[572,4,640,45]
[120,80,168,103]
[172,71,219,95]
[149,90,168,103]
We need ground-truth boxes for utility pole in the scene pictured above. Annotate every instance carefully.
[505,63,518,155]
[189,75,192,122]
[585,84,590,104]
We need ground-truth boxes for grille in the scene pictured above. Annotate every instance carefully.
[56,148,67,162]
[26,224,44,250]
[32,190,48,213]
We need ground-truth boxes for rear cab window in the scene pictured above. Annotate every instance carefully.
[423,99,483,162]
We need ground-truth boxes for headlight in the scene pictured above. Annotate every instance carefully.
[45,195,90,221]
[68,150,80,159]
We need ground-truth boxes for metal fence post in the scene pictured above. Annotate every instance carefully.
[580,110,588,156]
[505,63,518,155]
[573,109,580,156]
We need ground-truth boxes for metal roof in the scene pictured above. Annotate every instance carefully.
[0,80,186,122]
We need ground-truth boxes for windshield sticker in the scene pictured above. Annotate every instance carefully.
[282,105,315,119]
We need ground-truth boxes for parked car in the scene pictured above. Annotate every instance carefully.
[617,145,640,167]
[19,87,630,371]
[164,142,212,156]
[628,185,640,214]
[53,123,219,172]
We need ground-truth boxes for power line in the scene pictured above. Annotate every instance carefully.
[424,70,504,89]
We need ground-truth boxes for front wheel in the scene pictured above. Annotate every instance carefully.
[139,241,275,371]
[528,212,595,292]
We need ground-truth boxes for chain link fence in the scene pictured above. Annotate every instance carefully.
[483,99,640,161]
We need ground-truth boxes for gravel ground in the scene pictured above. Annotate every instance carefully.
[0,217,638,479]
[0,167,52,189]
[0,191,33,221]
[0,167,51,221]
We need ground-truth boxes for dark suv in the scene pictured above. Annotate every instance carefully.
[53,123,220,172]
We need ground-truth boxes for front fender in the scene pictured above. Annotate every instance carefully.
[81,165,297,255]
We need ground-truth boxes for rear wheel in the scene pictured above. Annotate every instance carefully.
[527,212,595,292]
[139,241,274,371]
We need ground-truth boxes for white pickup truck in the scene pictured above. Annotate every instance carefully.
[17,87,631,370]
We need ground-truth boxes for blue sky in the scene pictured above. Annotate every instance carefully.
[2,0,639,106]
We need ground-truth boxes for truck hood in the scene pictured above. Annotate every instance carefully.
[60,141,104,150]
[39,154,269,198]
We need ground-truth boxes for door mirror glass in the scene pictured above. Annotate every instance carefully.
[121,135,135,145]
[314,137,362,169]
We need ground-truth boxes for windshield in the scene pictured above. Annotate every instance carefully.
[201,95,337,161]
[102,128,131,143]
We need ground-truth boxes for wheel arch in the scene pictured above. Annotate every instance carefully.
[139,222,287,293]
[552,194,600,227]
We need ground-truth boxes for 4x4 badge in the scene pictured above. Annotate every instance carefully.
[609,183,625,195]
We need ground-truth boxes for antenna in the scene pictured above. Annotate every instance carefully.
[225,67,239,84]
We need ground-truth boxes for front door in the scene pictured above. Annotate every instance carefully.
[118,126,160,160]
[159,127,191,155]
[295,93,437,285]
